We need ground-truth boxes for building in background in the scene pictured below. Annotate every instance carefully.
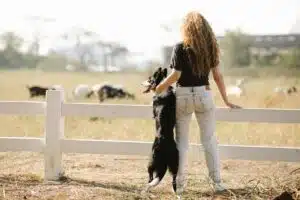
[161,33,300,67]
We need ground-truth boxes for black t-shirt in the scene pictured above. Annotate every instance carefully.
[169,42,211,87]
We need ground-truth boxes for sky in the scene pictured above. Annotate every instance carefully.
[0,0,299,59]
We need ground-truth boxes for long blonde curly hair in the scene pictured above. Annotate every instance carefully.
[181,11,220,76]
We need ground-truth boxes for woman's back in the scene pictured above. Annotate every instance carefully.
[170,42,210,87]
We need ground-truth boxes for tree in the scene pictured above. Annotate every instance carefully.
[104,42,129,68]
[36,52,67,71]
[23,15,57,68]
[25,33,44,68]
[61,27,129,72]
[0,32,24,68]
[219,29,251,68]
[61,28,99,71]
[280,47,300,68]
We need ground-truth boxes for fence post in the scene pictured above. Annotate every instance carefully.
[44,89,65,181]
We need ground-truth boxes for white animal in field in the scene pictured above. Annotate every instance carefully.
[226,78,246,97]
[273,86,297,96]
[273,87,286,96]
[114,84,124,89]
[91,84,103,94]
[73,84,92,99]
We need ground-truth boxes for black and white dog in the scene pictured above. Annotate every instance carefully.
[141,67,179,194]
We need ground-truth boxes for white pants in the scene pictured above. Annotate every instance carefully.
[175,86,221,183]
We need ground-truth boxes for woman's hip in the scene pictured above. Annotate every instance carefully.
[175,85,215,113]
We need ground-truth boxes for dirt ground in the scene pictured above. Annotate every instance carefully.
[0,152,299,200]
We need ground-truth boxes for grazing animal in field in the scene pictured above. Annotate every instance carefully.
[287,86,297,95]
[97,84,135,102]
[89,83,134,121]
[87,82,110,98]
[274,86,297,96]
[226,78,246,97]
[73,84,92,99]
[141,67,179,195]
[26,85,57,98]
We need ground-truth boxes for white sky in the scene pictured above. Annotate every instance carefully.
[0,0,299,58]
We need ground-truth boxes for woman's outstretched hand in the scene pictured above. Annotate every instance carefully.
[225,101,242,109]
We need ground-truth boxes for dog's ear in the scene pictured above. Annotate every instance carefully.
[157,67,162,72]
[163,68,168,77]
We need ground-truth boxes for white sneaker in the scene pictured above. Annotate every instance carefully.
[213,182,226,192]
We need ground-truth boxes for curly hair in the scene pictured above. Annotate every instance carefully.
[181,11,220,76]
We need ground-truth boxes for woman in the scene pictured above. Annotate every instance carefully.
[155,11,241,194]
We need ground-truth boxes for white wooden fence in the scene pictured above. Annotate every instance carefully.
[0,89,300,181]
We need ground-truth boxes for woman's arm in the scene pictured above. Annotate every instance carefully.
[212,66,241,108]
[155,69,181,94]
[211,66,229,104]
[156,44,183,94]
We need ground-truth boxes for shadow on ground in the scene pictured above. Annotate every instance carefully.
[0,174,298,200]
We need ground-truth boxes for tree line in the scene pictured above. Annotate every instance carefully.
[0,30,129,72]
[219,29,300,69]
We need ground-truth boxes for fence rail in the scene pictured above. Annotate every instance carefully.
[0,89,299,181]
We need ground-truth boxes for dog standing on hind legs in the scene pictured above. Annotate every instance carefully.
[141,67,180,196]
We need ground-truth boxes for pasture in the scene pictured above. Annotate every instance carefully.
[0,69,300,200]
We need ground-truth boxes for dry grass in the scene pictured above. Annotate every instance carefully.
[0,69,300,200]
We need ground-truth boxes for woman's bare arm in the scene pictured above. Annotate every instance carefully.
[212,66,240,108]
[155,69,181,93]
[212,66,229,104]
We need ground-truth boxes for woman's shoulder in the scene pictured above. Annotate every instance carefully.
[171,42,185,55]
[174,42,184,49]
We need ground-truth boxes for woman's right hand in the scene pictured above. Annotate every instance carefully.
[225,101,242,109]
[211,66,242,109]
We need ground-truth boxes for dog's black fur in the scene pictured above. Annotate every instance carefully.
[273,191,295,200]
[26,85,55,98]
[97,84,135,102]
[142,67,179,193]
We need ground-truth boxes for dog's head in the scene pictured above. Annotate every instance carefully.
[141,67,168,93]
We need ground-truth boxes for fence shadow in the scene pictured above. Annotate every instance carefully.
[184,187,254,199]
[57,175,140,194]
[0,173,42,186]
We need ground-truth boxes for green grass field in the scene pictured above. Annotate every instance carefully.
[0,70,299,200]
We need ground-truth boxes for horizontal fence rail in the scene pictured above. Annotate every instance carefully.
[0,137,44,152]
[61,139,300,163]
[0,101,45,115]
[0,89,299,181]
[62,103,300,123]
